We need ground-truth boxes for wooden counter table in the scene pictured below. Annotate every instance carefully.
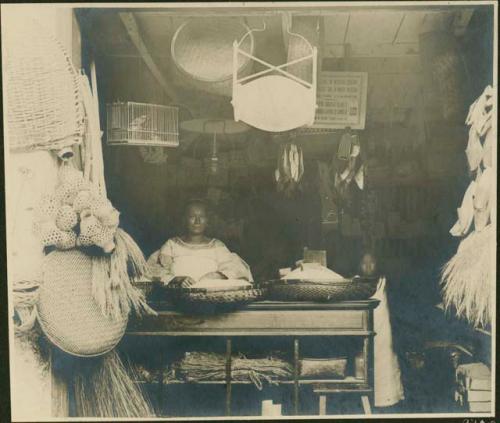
[126,299,380,416]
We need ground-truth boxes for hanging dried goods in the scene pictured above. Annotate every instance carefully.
[274,142,304,197]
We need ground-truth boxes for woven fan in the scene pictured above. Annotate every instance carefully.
[37,250,128,357]
[3,18,84,152]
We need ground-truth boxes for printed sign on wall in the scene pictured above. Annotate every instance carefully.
[310,71,368,130]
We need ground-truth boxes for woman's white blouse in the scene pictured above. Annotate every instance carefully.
[147,237,253,284]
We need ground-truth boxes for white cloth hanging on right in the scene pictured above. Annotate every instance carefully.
[372,277,405,407]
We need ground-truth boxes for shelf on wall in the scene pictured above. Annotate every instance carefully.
[135,376,367,386]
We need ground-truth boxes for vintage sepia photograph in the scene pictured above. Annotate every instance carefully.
[1,1,497,421]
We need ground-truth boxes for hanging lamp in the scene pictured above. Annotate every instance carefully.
[180,119,250,174]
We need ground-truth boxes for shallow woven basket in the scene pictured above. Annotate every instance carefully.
[299,357,348,379]
[3,19,84,152]
[171,17,254,97]
[164,285,264,312]
[267,277,378,302]
[37,250,128,357]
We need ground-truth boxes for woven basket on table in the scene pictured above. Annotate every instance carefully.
[37,250,128,357]
[3,19,84,152]
[164,285,264,312]
[266,277,379,302]
[171,17,254,97]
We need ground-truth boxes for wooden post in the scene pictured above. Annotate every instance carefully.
[293,338,300,415]
[158,342,164,416]
[225,338,232,416]
[318,395,327,415]
[361,395,372,414]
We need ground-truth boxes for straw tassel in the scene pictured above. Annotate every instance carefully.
[91,229,156,320]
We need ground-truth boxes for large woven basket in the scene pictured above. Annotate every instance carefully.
[164,284,264,312]
[3,18,84,152]
[37,250,128,357]
[171,17,254,97]
[267,277,378,302]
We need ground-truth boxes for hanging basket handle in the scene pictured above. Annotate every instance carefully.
[284,17,314,56]
[236,20,266,48]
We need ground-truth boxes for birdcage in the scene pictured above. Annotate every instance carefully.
[106,102,179,147]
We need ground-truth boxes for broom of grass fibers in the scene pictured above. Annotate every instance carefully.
[73,349,154,417]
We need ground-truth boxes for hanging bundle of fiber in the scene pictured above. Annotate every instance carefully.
[441,225,493,328]
[92,229,155,320]
[441,85,496,328]
[79,71,107,197]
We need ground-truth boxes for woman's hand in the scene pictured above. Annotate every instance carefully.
[168,276,196,288]
[200,271,228,281]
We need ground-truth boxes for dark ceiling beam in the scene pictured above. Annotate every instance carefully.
[119,12,179,103]
[85,5,480,16]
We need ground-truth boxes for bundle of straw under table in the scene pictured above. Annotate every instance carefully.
[175,352,293,390]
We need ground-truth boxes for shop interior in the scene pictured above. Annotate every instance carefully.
[4,3,495,419]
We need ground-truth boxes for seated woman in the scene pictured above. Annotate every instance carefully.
[147,199,253,286]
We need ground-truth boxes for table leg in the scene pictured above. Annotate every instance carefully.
[361,395,372,414]
[318,395,327,415]
[225,338,232,416]
[158,342,164,416]
[293,338,300,415]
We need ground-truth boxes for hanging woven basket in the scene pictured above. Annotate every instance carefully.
[171,17,254,97]
[3,19,84,152]
[37,250,128,357]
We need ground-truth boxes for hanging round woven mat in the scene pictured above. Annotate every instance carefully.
[171,17,254,96]
[37,250,128,357]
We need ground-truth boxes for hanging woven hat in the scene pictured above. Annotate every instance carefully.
[171,17,254,97]
[37,250,128,357]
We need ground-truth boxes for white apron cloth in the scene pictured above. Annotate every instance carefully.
[372,277,405,407]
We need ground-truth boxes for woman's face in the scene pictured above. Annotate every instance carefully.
[186,203,208,236]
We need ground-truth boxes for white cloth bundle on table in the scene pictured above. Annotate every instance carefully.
[282,262,345,281]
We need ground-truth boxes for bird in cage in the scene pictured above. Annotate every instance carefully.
[130,115,149,131]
